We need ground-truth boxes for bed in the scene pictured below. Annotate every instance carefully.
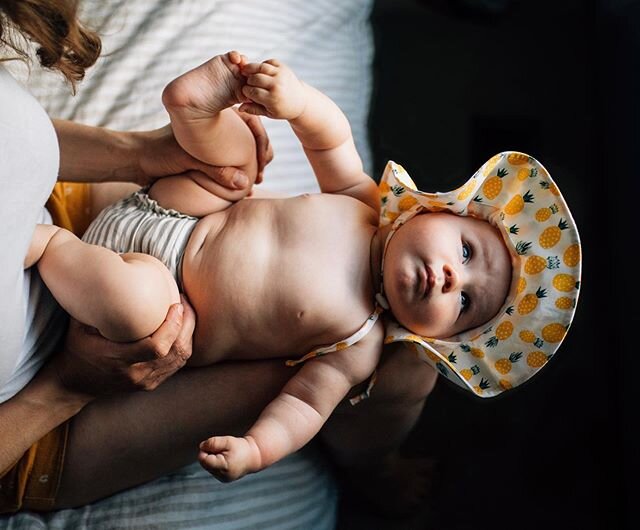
[0,0,374,528]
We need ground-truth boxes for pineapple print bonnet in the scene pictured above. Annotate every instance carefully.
[377,151,581,398]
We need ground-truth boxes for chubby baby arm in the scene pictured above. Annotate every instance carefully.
[199,341,382,482]
[239,59,379,212]
[27,224,180,342]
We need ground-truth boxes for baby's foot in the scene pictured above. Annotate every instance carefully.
[162,51,249,121]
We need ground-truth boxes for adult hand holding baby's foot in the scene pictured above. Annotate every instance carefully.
[238,59,307,120]
[198,435,260,482]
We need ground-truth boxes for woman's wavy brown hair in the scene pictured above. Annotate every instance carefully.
[0,0,101,92]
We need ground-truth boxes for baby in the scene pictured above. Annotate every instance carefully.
[26,51,581,482]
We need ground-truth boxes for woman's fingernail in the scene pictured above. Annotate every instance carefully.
[233,172,249,188]
[177,304,184,317]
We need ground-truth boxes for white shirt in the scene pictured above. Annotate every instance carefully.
[0,65,66,403]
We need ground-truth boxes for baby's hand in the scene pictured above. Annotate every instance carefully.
[198,435,260,482]
[238,59,307,120]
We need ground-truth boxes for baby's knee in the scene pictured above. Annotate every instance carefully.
[99,253,180,341]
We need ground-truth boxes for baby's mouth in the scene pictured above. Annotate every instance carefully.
[424,265,437,298]
[417,264,431,298]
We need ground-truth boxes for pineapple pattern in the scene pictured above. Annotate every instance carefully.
[377,152,581,398]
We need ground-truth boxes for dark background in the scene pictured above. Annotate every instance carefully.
[339,0,632,528]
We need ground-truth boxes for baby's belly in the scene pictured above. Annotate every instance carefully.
[180,202,311,364]
[181,194,377,365]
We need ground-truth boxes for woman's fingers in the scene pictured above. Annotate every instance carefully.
[234,112,273,184]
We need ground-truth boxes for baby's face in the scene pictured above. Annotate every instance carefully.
[383,212,512,339]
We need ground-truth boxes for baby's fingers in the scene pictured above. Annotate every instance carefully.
[246,73,275,90]
[242,85,271,104]
[200,436,231,454]
[238,102,268,116]
[241,61,278,76]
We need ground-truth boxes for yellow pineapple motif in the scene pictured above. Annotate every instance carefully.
[539,218,568,249]
[495,352,523,374]
[460,344,484,358]
[526,350,548,368]
[384,335,395,343]
[524,255,560,275]
[542,323,566,343]
[379,181,390,194]
[524,256,546,274]
[384,210,400,223]
[553,273,578,292]
[519,330,536,343]
[517,167,538,181]
[496,321,514,340]
[540,180,561,196]
[460,368,473,381]
[517,287,547,315]
[486,321,514,347]
[428,200,449,209]
[517,277,527,293]
[535,203,558,222]
[457,179,477,200]
[507,153,530,165]
[563,243,581,267]
[482,167,509,200]
[504,190,535,215]
[555,297,575,310]
[482,154,503,176]
[473,378,491,394]
[398,195,418,211]
[425,349,441,363]
[335,342,348,351]
[499,379,513,390]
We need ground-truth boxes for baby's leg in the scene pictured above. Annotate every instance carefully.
[29,225,180,342]
[162,51,257,173]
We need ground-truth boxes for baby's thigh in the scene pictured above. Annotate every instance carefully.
[100,252,180,341]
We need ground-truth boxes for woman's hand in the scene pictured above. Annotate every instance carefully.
[52,295,196,397]
[134,114,273,188]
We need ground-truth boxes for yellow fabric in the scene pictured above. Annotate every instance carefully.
[0,182,86,514]
[45,182,92,236]
[0,423,69,513]
[377,152,581,398]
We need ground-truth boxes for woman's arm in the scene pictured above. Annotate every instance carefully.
[0,300,194,474]
[52,119,269,190]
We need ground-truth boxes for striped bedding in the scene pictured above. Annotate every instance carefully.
[1,0,373,527]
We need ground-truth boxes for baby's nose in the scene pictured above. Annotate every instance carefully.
[442,264,459,292]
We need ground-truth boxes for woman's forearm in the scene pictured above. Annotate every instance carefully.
[52,120,142,184]
[0,363,91,473]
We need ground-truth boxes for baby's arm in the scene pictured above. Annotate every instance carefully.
[239,60,380,212]
[199,341,382,482]
[26,225,180,342]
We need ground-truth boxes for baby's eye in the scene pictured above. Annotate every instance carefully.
[462,242,472,264]
[460,291,470,314]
